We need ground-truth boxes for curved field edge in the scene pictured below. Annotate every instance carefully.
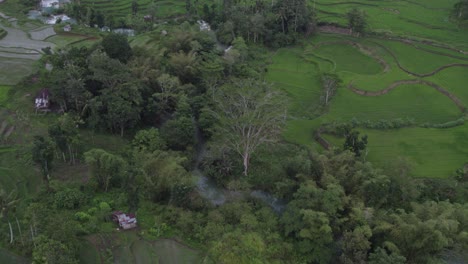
[348,79,466,112]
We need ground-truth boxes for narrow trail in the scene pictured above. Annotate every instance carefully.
[348,79,466,112]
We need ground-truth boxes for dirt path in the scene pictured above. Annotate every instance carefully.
[348,79,466,112]
[318,25,352,36]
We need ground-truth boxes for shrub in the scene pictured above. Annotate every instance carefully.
[54,188,87,209]
[160,116,195,150]
[421,117,465,128]
[132,128,166,152]
[321,117,416,135]
[99,202,111,212]
[87,207,98,215]
[75,212,92,222]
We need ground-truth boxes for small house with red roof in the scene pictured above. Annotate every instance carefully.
[112,211,137,230]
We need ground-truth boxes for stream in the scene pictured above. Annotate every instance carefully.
[192,111,286,214]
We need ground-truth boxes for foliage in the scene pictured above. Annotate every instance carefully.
[101,33,133,63]
[453,0,468,21]
[132,128,166,152]
[343,128,368,157]
[54,188,87,210]
[422,117,465,128]
[320,72,341,106]
[32,235,78,264]
[134,150,192,204]
[160,116,195,151]
[48,114,81,164]
[211,78,287,176]
[209,229,267,264]
[346,8,368,35]
[84,149,127,192]
[31,136,55,183]
[368,248,406,264]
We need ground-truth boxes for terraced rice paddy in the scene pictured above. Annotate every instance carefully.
[314,0,468,50]
[268,1,468,178]
[0,15,54,85]
[80,0,186,19]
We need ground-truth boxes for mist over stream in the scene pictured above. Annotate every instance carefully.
[192,123,286,214]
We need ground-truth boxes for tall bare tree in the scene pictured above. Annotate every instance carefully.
[212,79,287,176]
[320,73,341,106]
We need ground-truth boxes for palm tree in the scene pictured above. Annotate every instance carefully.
[0,189,19,244]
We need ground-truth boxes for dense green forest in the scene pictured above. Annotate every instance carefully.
[0,0,468,263]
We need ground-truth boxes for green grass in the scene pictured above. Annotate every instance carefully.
[324,84,461,124]
[0,147,41,197]
[313,43,383,74]
[266,48,322,117]
[78,240,100,264]
[323,124,468,178]
[373,39,468,73]
[0,58,36,86]
[0,86,10,106]
[80,231,201,264]
[426,67,468,107]
[46,34,88,46]
[314,0,468,49]
[269,29,468,178]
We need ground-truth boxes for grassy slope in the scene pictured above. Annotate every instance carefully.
[266,48,322,117]
[0,86,10,106]
[314,0,468,49]
[0,58,36,86]
[268,2,468,178]
[324,124,468,178]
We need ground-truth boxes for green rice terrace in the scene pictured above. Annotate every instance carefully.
[268,1,468,178]
[80,0,186,18]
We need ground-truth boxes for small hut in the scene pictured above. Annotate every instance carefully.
[34,88,50,112]
[63,24,71,32]
[112,211,137,230]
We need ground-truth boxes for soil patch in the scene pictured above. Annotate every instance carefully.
[318,25,352,36]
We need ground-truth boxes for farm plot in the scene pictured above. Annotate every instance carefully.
[268,30,468,178]
[323,124,468,178]
[0,22,54,85]
[80,0,186,20]
[314,0,468,50]
[266,48,322,117]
